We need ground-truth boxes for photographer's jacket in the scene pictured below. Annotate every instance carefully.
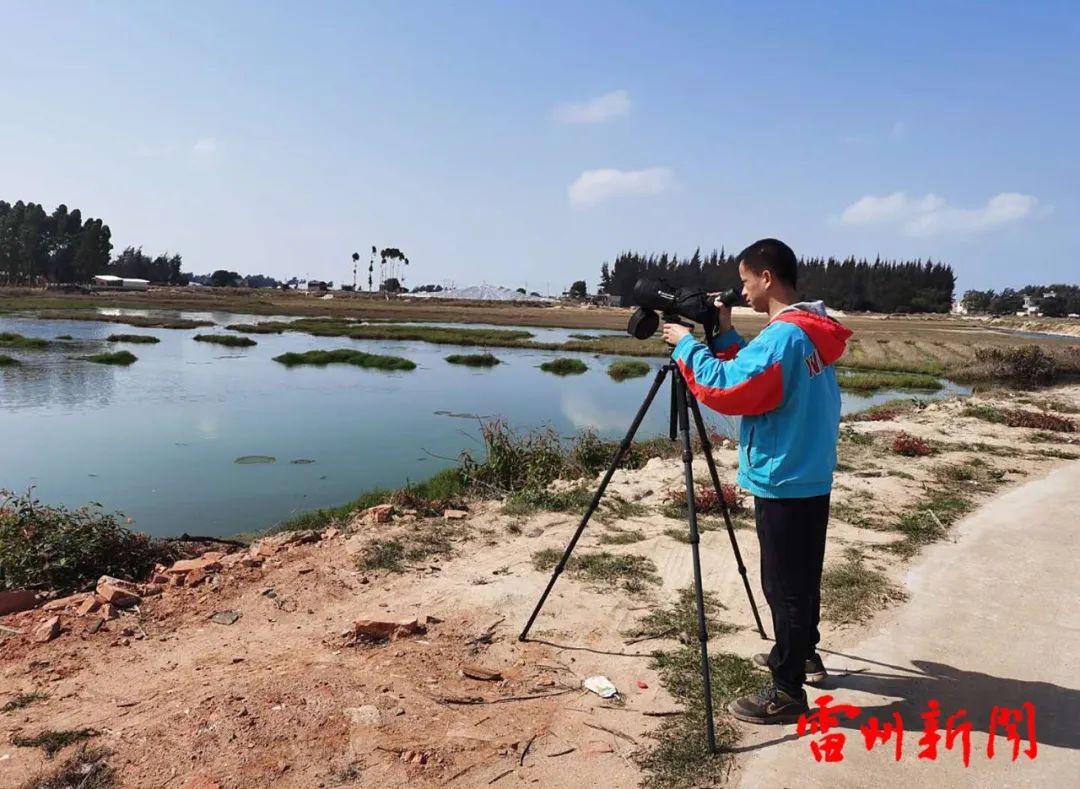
[670,301,852,499]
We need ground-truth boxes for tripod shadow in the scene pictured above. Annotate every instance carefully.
[522,637,654,659]
[817,652,1079,751]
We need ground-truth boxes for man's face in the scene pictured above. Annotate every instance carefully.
[739,262,770,313]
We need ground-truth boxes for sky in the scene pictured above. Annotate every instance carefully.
[1,1,1077,294]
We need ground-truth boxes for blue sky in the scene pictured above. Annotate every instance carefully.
[2,1,1076,294]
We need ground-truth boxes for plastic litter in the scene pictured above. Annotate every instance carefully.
[583,675,618,698]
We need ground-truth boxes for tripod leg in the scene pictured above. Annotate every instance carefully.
[519,364,670,642]
[674,375,718,754]
[687,394,769,640]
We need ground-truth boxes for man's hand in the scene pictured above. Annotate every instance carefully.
[708,292,734,333]
[662,322,692,346]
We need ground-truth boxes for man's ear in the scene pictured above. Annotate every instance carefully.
[760,268,774,290]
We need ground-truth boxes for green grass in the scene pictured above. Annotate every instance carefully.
[21,745,116,788]
[193,333,257,347]
[836,370,943,393]
[539,357,587,375]
[597,527,646,545]
[272,348,416,370]
[55,334,73,340]
[0,332,49,349]
[83,350,137,365]
[2,691,47,713]
[36,310,213,329]
[821,551,907,623]
[623,585,735,643]
[356,521,465,573]
[843,398,922,422]
[243,318,534,347]
[607,359,651,381]
[503,485,593,515]
[12,728,96,758]
[225,323,284,334]
[106,334,159,344]
[0,354,20,366]
[531,548,658,593]
[445,352,501,367]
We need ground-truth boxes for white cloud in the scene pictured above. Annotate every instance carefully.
[554,89,631,124]
[192,137,220,157]
[568,167,674,207]
[840,191,1037,236]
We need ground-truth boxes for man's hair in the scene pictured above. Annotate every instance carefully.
[737,238,797,289]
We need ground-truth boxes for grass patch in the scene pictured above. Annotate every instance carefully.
[245,318,534,347]
[225,323,283,334]
[503,485,593,515]
[839,426,875,446]
[12,728,96,758]
[273,349,416,370]
[836,370,942,393]
[844,398,923,422]
[356,521,465,573]
[37,310,212,329]
[539,357,587,375]
[21,745,115,789]
[0,332,49,349]
[0,354,20,366]
[531,548,659,594]
[445,352,501,367]
[83,351,137,365]
[607,360,651,381]
[821,552,907,623]
[623,585,735,644]
[3,692,47,713]
[963,404,1075,432]
[106,334,159,344]
[597,527,646,545]
[193,334,257,347]
[54,334,73,340]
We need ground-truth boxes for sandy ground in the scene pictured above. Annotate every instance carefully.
[1,385,1078,787]
[736,460,1080,788]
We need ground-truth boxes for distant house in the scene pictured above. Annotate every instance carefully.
[92,275,149,291]
[1021,291,1058,317]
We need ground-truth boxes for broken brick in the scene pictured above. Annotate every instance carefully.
[443,509,468,520]
[34,616,61,643]
[76,597,102,616]
[186,567,209,586]
[99,604,119,621]
[460,664,503,682]
[363,504,394,524]
[42,592,90,611]
[139,584,164,597]
[0,588,38,616]
[167,557,222,575]
[96,576,142,608]
[354,617,426,641]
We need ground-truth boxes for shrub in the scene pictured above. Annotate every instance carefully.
[445,353,501,367]
[607,360,650,381]
[193,334,257,347]
[963,404,1074,433]
[892,433,933,457]
[539,358,587,375]
[960,346,1058,387]
[664,484,745,515]
[462,418,564,494]
[0,489,177,594]
[84,351,137,365]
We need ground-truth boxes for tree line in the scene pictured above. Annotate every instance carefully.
[600,249,956,313]
[962,285,1080,317]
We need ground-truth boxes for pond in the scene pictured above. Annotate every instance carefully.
[0,310,967,538]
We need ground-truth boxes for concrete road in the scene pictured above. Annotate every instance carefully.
[736,461,1080,788]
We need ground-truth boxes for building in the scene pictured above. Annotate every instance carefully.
[91,275,149,291]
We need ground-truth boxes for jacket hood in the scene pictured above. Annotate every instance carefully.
[771,302,851,365]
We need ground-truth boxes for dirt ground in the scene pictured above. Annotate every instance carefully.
[1,385,1078,788]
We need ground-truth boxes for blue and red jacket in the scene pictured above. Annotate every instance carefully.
[671,302,852,499]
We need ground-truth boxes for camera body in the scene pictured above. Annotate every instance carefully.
[627,278,741,340]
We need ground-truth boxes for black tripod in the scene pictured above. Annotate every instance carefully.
[519,360,767,752]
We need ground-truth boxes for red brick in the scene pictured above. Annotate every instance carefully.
[34,615,61,643]
[363,504,394,524]
[167,557,222,574]
[96,577,142,608]
[354,616,426,641]
[186,567,208,586]
[0,588,39,616]
[76,597,101,616]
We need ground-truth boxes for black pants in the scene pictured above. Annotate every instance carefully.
[755,494,830,696]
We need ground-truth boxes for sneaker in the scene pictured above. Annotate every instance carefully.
[752,653,828,685]
[728,685,809,725]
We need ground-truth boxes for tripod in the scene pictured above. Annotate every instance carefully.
[519,360,767,753]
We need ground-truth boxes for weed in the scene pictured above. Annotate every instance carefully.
[1040,448,1080,460]
[837,371,942,393]
[21,745,115,789]
[623,585,735,643]
[662,484,744,518]
[956,345,1061,387]
[821,553,907,623]
[357,538,406,572]
[2,692,47,713]
[839,427,874,446]
[531,548,658,593]
[247,319,534,347]
[935,464,974,482]
[445,353,501,367]
[607,360,651,381]
[12,728,96,758]
[504,485,592,515]
[83,351,137,365]
[892,433,933,457]
[597,527,646,545]
[193,334,257,347]
[225,323,283,334]
[356,522,465,573]
[963,404,1074,432]
[106,334,159,344]
[273,349,416,370]
[37,311,212,329]
[844,398,921,422]
[539,357,587,375]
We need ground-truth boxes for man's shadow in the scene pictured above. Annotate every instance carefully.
[817,651,1078,752]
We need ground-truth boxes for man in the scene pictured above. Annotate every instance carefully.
[661,238,852,724]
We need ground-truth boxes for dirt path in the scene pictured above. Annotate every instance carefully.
[735,459,1080,788]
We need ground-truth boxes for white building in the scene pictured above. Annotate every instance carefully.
[92,275,150,291]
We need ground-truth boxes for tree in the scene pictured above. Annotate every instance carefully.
[989,289,1024,315]
[962,290,994,314]
[1039,295,1067,317]
[209,269,241,287]
[567,280,587,300]
[599,263,611,294]
[515,287,526,294]
[380,277,403,293]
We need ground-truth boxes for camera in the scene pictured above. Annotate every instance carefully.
[627,278,742,340]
